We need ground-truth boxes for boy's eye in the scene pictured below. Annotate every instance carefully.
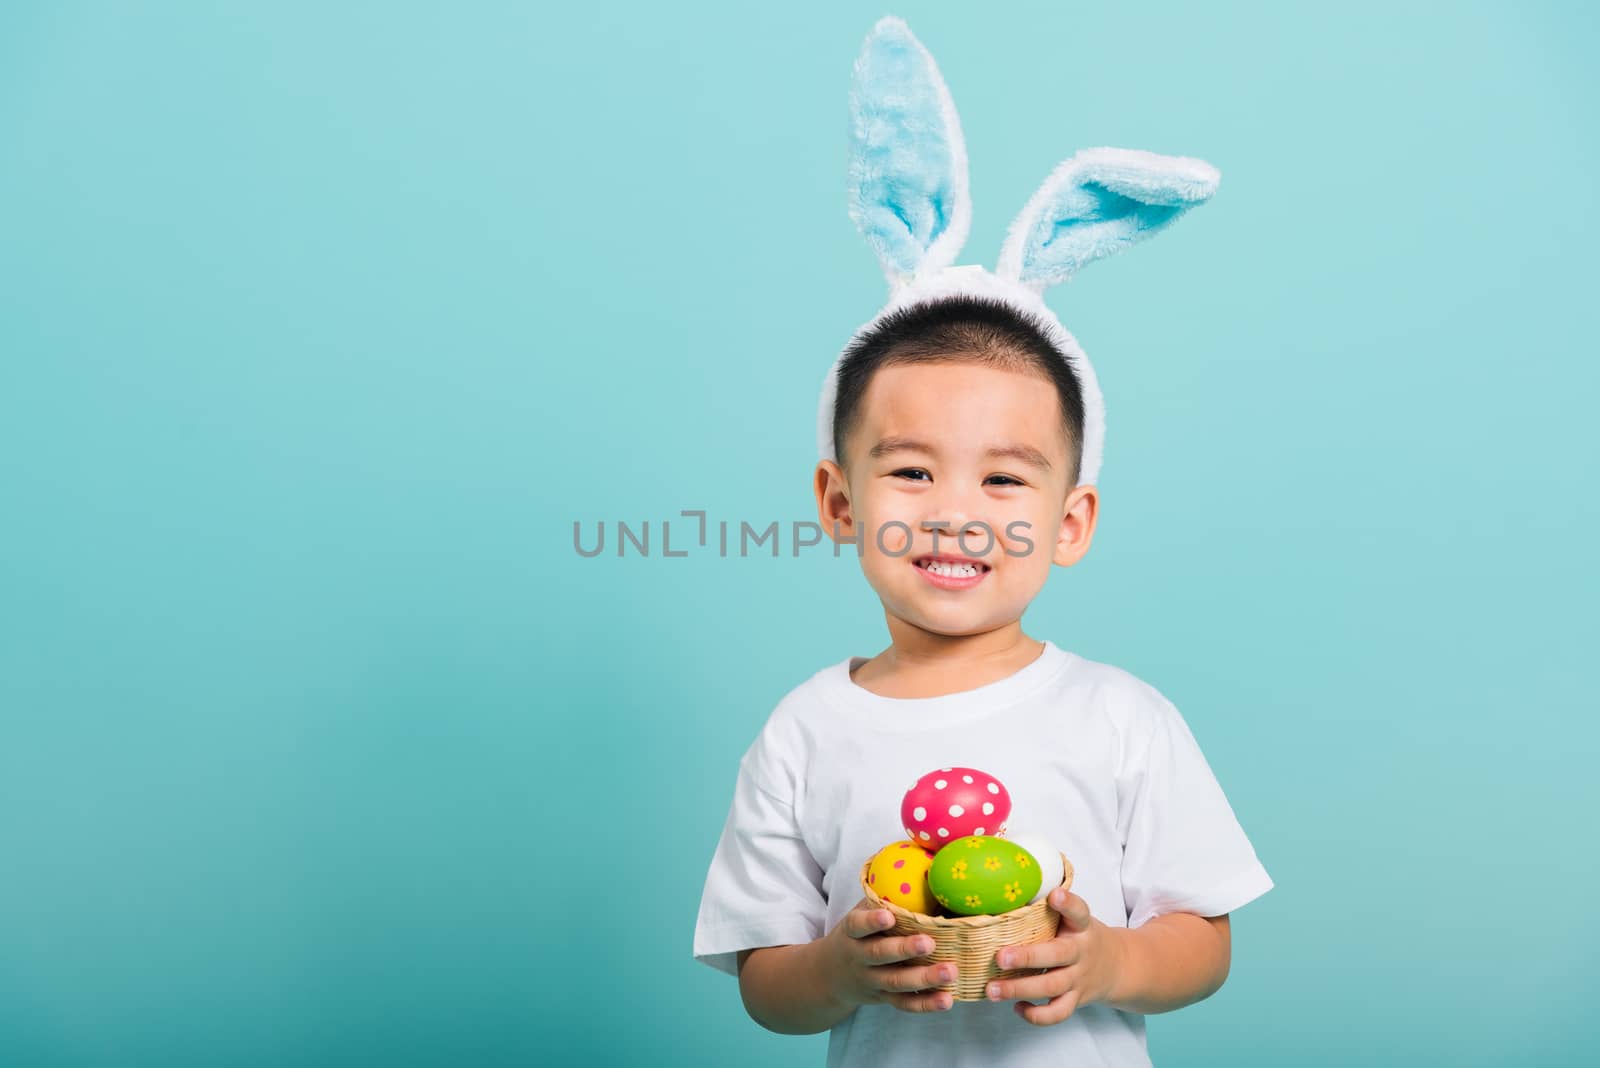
[891,469,1025,486]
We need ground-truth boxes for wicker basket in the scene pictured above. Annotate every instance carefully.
[858,851,1074,1002]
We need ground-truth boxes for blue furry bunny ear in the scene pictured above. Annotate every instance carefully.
[847,17,972,288]
[995,147,1220,291]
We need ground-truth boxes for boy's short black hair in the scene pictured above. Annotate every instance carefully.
[832,294,1085,486]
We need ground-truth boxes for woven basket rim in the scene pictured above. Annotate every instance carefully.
[859,849,1074,926]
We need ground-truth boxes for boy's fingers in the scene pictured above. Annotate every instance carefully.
[886,989,955,1013]
[994,936,1078,971]
[985,963,1070,1003]
[1049,889,1092,931]
[1016,987,1081,1026]
[867,934,936,965]
[876,960,958,993]
[846,904,896,939]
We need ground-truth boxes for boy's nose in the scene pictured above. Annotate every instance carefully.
[920,510,979,532]
[919,517,973,541]
[918,515,987,551]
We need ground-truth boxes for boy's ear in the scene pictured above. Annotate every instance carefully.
[814,460,854,540]
[995,147,1219,291]
[847,17,972,288]
[1051,485,1099,567]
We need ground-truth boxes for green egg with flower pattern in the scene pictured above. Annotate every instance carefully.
[927,835,1042,916]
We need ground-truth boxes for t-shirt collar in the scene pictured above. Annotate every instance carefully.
[818,639,1073,731]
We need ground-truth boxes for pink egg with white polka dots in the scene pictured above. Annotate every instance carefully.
[900,767,1010,846]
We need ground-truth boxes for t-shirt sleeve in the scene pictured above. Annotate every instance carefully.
[1116,694,1274,929]
[691,734,829,978]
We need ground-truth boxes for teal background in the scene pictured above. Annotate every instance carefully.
[2,2,1596,1064]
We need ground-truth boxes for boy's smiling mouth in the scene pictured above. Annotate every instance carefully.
[912,553,991,590]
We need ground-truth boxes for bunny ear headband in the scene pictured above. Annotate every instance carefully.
[817,16,1221,488]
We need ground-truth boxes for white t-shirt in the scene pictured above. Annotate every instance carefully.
[692,640,1273,1067]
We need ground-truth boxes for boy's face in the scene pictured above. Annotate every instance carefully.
[815,359,1099,639]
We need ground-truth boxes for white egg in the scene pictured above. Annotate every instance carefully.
[999,827,1066,905]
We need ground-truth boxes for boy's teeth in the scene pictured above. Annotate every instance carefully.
[922,560,980,577]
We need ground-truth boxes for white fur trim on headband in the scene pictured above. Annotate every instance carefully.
[816,264,1106,489]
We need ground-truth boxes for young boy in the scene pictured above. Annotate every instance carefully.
[692,17,1271,1067]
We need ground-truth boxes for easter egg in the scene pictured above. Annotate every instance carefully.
[865,840,938,914]
[999,828,1065,905]
[901,767,1011,847]
[927,835,1042,917]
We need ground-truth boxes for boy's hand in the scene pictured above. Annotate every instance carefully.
[985,888,1126,1026]
[819,897,959,1014]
